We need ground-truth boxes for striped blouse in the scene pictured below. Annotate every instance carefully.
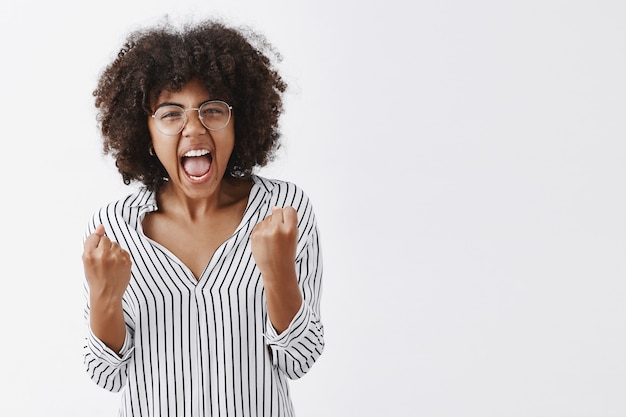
[83,175,324,417]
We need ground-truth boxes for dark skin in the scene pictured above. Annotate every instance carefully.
[142,177,252,279]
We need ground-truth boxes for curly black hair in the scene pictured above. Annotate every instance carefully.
[94,18,287,191]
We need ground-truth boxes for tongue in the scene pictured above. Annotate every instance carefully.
[182,156,211,177]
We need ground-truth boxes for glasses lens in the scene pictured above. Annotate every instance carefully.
[199,101,231,130]
[154,106,185,135]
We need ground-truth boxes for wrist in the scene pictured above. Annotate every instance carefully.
[90,290,123,312]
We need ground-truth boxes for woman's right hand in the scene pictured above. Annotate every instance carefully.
[82,224,132,302]
[82,224,131,352]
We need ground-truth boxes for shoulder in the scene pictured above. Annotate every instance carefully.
[252,175,314,212]
[85,187,155,234]
[252,175,319,239]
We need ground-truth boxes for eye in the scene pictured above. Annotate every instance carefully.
[200,103,227,118]
[156,106,184,121]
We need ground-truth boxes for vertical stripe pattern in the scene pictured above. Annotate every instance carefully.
[83,176,324,417]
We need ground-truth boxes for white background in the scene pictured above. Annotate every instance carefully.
[1,1,625,416]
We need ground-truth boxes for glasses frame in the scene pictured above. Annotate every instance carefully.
[151,100,233,135]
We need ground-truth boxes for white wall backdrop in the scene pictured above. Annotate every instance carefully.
[1,1,624,416]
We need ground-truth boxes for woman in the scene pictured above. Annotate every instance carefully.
[81,18,324,417]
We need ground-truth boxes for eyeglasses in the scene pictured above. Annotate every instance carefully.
[151,100,233,135]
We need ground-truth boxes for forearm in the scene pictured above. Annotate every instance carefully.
[89,295,127,354]
[264,268,303,334]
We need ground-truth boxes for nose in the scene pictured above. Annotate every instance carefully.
[182,108,207,134]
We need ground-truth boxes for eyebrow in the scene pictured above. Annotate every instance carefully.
[155,100,215,110]
[155,102,182,109]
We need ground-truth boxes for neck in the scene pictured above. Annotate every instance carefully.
[157,176,253,222]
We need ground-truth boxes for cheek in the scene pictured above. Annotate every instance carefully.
[150,137,178,167]
[218,134,236,161]
[148,124,175,154]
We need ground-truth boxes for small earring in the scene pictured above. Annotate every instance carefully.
[149,147,155,156]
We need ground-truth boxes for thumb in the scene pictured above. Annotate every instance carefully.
[83,224,106,251]
[94,224,105,237]
[283,207,298,227]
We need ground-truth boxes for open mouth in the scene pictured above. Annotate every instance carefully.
[181,149,213,180]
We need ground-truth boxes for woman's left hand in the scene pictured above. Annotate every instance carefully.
[250,206,298,281]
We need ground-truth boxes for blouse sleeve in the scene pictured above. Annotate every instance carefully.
[83,281,136,392]
[264,221,325,380]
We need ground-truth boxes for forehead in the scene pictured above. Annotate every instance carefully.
[155,78,212,105]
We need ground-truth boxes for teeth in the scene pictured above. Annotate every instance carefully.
[183,149,210,157]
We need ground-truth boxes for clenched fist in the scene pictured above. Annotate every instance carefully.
[250,206,298,281]
[82,224,132,302]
